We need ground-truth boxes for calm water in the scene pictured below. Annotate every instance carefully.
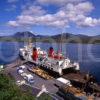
[0,42,100,83]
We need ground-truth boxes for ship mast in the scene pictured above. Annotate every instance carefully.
[60,32,63,53]
[58,27,66,54]
[33,32,36,47]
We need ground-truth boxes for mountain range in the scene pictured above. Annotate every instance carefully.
[0,31,100,43]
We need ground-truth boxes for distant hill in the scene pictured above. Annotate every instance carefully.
[51,33,92,43]
[0,31,100,43]
[13,31,35,38]
[12,31,48,38]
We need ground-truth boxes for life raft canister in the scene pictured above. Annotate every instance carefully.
[32,47,38,61]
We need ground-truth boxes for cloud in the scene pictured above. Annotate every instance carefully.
[7,1,100,28]
[8,0,18,3]
[5,5,17,11]
[8,4,69,28]
[75,2,94,14]
[37,0,85,6]
[0,32,4,36]
[22,5,46,16]
[62,2,94,17]
[8,13,68,28]
[76,17,100,27]
[8,21,19,27]
[60,2,100,27]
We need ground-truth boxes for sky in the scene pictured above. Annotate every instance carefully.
[0,0,100,36]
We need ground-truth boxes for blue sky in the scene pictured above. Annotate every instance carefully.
[0,0,100,36]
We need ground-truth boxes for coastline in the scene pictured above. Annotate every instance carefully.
[0,38,100,44]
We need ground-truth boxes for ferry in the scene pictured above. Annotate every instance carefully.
[19,43,80,75]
